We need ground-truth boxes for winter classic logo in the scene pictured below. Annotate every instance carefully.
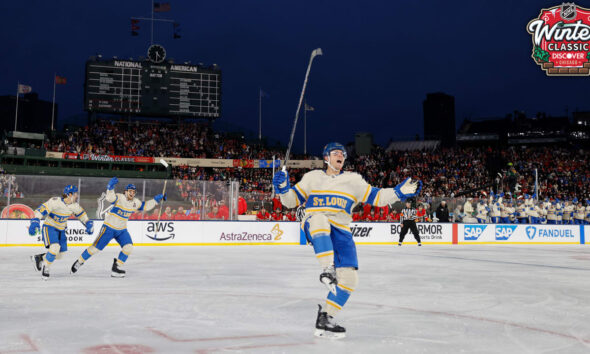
[527,3,590,75]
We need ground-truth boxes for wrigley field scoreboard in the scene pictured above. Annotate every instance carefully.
[84,58,221,118]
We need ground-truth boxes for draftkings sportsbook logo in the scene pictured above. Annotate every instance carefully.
[527,3,590,75]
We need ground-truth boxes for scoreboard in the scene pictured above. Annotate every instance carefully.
[84,59,221,118]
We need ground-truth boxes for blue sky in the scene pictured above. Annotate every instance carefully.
[1,1,588,154]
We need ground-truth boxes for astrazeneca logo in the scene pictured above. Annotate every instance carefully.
[495,225,518,241]
[464,225,487,240]
[525,226,537,240]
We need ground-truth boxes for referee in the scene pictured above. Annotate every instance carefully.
[398,200,422,246]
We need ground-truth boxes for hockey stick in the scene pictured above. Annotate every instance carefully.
[282,48,323,173]
[155,159,169,236]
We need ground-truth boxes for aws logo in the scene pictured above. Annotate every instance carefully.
[495,225,517,241]
[145,221,175,241]
[271,224,283,240]
[464,225,487,240]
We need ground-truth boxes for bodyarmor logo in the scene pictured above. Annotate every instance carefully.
[526,3,590,76]
[271,224,283,240]
[495,225,517,241]
[525,226,537,240]
[464,225,487,240]
[145,222,175,241]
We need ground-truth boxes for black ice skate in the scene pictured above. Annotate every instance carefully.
[31,253,44,272]
[319,265,337,295]
[111,258,126,278]
[41,264,49,280]
[314,305,346,339]
[398,242,402,246]
[71,260,82,274]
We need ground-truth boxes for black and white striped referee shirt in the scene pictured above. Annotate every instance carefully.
[400,208,417,222]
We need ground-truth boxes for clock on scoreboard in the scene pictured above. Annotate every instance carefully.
[84,44,221,118]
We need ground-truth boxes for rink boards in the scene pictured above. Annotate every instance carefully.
[0,220,587,246]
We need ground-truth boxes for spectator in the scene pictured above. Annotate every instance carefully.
[256,207,271,221]
[436,201,450,222]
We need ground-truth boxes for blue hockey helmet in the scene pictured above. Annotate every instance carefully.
[63,185,78,195]
[125,184,137,192]
[322,142,347,159]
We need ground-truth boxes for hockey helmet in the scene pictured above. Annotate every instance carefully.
[125,184,137,192]
[322,142,347,159]
[63,185,78,195]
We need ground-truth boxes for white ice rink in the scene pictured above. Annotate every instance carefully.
[1,245,590,353]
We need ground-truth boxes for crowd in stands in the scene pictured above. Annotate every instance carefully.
[40,119,590,219]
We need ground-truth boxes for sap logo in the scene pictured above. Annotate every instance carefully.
[145,222,175,241]
[525,226,536,240]
[464,225,487,240]
[495,225,517,241]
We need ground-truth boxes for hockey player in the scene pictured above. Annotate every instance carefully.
[562,200,574,225]
[272,142,421,339]
[476,200,488,224]
[546,200,557,225]
[489,193,502,223]
[585,200,590,225]
[29,185,93,280]
[516,199,528,224]
[499,200,511,224]
[574,199,586,224]
[70,177,165,277]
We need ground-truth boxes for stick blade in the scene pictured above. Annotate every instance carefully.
[159,159,169,168]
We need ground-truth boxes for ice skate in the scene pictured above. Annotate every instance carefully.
[398,242,402,246]
[41,264,49,280]
[418,243,422,247]
[31,253,44,272]
[111,258,126,278]
[71,260,82,274]
[314,305,346,339]
[319,265,337,295]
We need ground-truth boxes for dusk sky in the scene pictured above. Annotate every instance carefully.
[1,1,589,155]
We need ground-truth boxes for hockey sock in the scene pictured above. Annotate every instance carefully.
[79,246,98,264]
[44,244,61,266]
[326,267,358,317]
[117,244,133,263]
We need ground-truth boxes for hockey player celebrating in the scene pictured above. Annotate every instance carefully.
[70,177,165,277]
[272,142,421,339]
[29,185,93,280]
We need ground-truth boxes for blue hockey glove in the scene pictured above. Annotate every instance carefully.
[85,220,94,234]
[272,170,290,195]
[154,193,167,203]
[28,218,40,236]
[499,192,504,198]
[393,178,422,201]
[107,177,119,190]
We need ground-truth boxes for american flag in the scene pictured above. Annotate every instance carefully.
[154,2,171,12]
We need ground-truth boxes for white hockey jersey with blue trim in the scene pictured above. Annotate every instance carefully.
[34,197,89,230]
[103,189,158,230]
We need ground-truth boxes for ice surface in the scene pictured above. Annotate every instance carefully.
[1,245,590,353]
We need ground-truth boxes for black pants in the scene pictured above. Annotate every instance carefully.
[399,220,421,243]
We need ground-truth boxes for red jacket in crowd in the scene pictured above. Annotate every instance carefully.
[256,209,271,221]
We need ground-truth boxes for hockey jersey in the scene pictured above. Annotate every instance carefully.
[103,189,158,230]
[34,197,89,230]
[279,170,400,227]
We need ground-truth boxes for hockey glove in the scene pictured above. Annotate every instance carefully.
[272,170,290,195]
[319,264,338,296]
[393,178,422,201]
[154,193,167,203]
[85,220,94,234]
[28,218,40,236]
[107,177,119,190]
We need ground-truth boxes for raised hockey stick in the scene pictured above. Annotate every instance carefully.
[155,159,169,233]
[282,48,323,173]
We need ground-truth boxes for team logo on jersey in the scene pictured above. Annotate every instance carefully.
[525,226,537,240]
[145,222,175,241]
[526,3,590,76]
[464,225,487,240]
[495,225,517,241]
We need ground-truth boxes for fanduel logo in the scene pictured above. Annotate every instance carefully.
[495,225,517,241]
[464,225,487,240]
[526,226,537,240]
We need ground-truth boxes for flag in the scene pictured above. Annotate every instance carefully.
[154,2,171,12]
[260,89,269,98]
[173,22,181,39]
[17,84,32,94]
[131,19,140,36]
[305,103,314,111]
[55,75,67,85]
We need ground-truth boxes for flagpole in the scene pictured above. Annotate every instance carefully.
[258,88,262,140]
[14,82,19,131]
[151,0,154,45]
[51,73,56,131]
[303,101,307,155]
